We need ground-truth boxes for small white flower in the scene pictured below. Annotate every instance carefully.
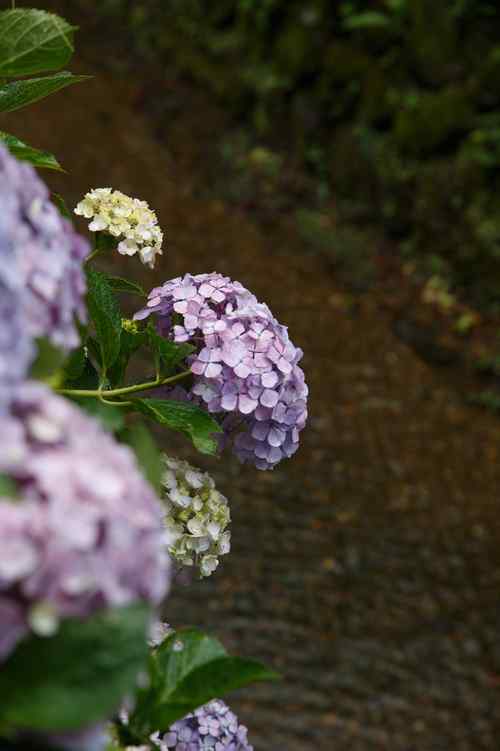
[200,555,219,577]
[161,456,231,578]
[75,188,164,268]
[218,530,231,555]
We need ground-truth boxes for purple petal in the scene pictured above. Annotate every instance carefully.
[260,389,279,408]
[238,395,258,414]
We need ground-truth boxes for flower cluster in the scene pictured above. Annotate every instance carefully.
[134,273,308,470]
[0,145,88,407]
[0,382,171,660]
[0,283,33,412]
[151,700,253,751]
[75,188,163,268]
[162,456,230,578]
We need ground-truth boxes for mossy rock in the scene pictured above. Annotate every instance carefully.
[393,86,475,155]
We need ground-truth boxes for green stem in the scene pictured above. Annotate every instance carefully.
[84,246,101,264]
[98,395,132,407]
[85,232,116,264]
[57,369,191,399]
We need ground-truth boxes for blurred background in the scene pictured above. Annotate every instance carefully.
[7,1,500,748]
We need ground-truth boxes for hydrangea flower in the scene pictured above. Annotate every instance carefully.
[75,188,163,268]
[0,282,33,413]
[152,700,253,751]
[0,382,171,661]
[162,457,230,577]
[0,144,88,407]
[134,273,308,470]
[149,620,174,648]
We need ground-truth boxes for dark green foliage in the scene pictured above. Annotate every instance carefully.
[0,8,87,170]
[146,324,195,377]
[129,628,278,737]
[68,0,500,305]
[0,132,63,171]
[0,71,89,113]
[132,398,221,455]
[86,268,122,374]
[0,9,76,76]
[0,604,150,733]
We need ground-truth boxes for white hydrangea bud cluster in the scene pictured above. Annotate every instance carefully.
[162,456,231,578]
[74,188,163,268]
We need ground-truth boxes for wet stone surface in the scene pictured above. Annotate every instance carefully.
[8,66,500,750]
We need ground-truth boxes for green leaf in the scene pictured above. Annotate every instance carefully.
[63,356,99,390]
[0,71,89,113]
[0,131,62,171]
[0,9,76,77]
[86,268,122,373]
[105,276,146,297]
[147,325,194,376]
[29,338,65,381]
[131,629,278,734]
[108,327,147,388]
[0,604,150,733]
[120,421,163,493]
[0,474,18,499]
[62,346,86,382]
[51,192,72,219]
[132,398,221,455]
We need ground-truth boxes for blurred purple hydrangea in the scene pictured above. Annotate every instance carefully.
[0,282,33,413]
[0,145,88,407]
[0,382,171,661]
[151,699,253,751]
[134,273,308,470]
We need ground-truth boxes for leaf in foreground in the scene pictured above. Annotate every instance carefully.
[0,71,89,113]
[0,132,62,171]
[86,268,122,373]
[133,398,221,455]
[0,604,150,732]
[0,9,76,77]
[131,628,279,734]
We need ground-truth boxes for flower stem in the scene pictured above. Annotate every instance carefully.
[84,246,101,264]
[57,369,191,399]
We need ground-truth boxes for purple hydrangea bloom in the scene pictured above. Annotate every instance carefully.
[155,699,253,751]
[0,282,33,413]
[0,382,171,661]
[0,145,88,406]
[135,273,308,470]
